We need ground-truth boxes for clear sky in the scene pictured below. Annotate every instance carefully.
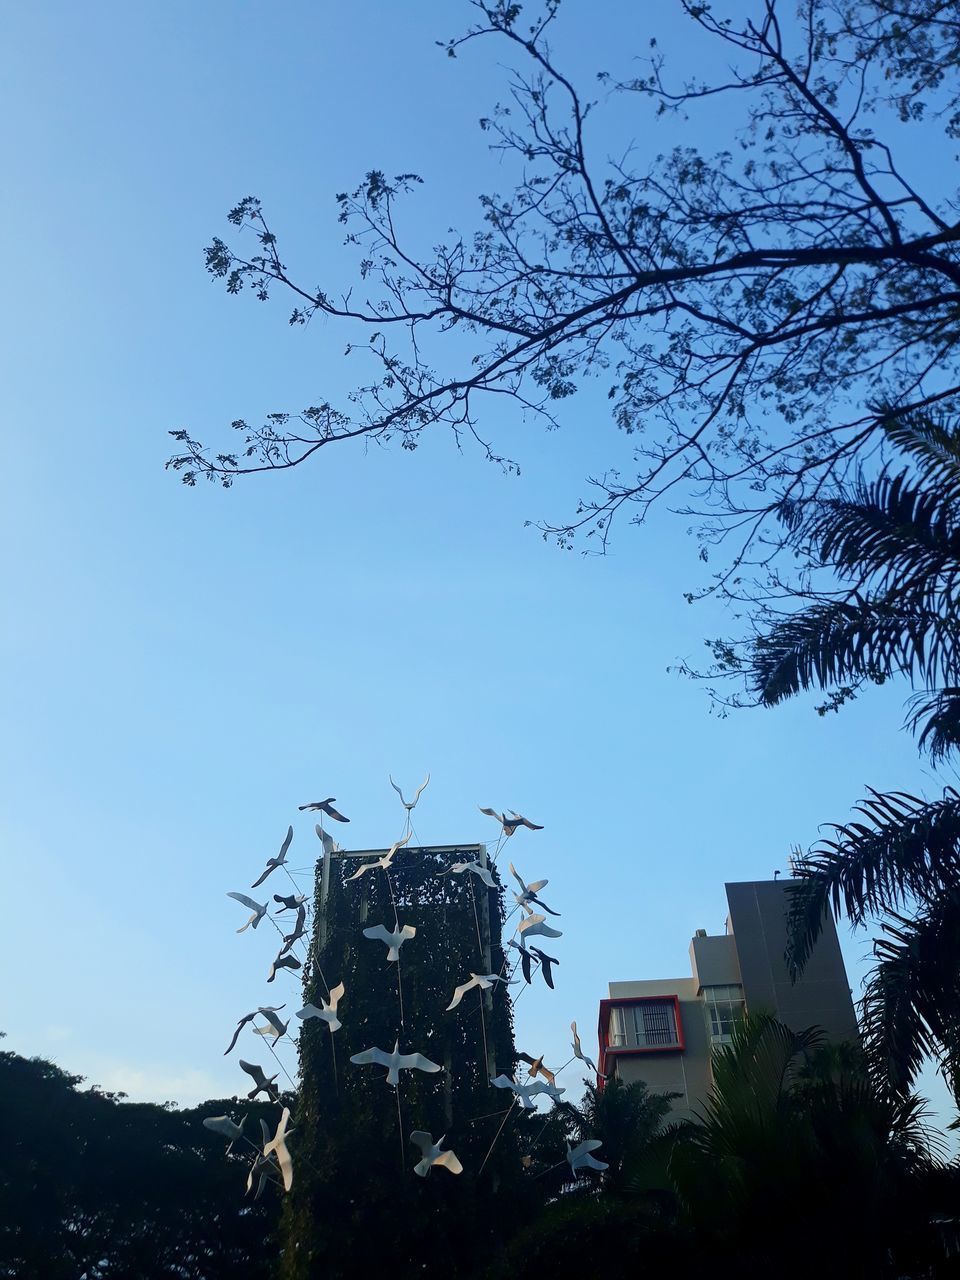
[1,1,954,1132]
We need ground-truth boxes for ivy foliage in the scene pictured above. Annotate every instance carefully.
[280,844,539,1279]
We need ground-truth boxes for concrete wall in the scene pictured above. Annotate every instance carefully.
[724,880,859,1044]
[689,933,741,991]
[605,978,712,1121]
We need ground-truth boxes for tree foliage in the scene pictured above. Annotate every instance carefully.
[0,1046,280,1280]
[169,1,960,580]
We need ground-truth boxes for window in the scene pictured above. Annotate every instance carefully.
[608,1000,681,1049]
[702,984,745,1045]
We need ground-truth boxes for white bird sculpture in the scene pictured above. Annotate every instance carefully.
[267,952,302,983]
[509,863,560,915]
[446,973,509,1011]
[239,1059,279,1102]
[571,1021,607,1078]
[478,807,543,837]
[517,912,563,940]
[226,892,268,933]
[409,1130,463,1177]
[436,860,496,889]
[202,1113,247,1152]
[566,1139,609,1175]
[251,826,294,889]
[298,798,350,822]
[253,1009,290,1042]
[489,1074,563,1111]
[390,773,430,811]
[224,1005,286,1056]
[350,1042,442,1087]
[362,922,416,963]
[345,835,410,882]
[273,892,306,912]
[296,982,346,1033]
[263,1107,294,1191]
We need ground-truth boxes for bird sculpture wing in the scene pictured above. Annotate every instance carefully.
[315,825,335,856]
[399,925,416,944]
[227,892,266,931]
[527,878,548,893]
[446,977,478,1011]
[409,1130,435,1157]
[571,1022,583,1057]
[508,941,533,985]
[223,1013,255,1056]
[432,1150,463,1174]
[350,1046,390,1068]
[490,1074,518,1092]
[509,812,544,831]
[469,864,496,888]
[323,801,350,823]
[362,924,393,946]
[250,863,278,889]
[530,894,560,916]
[259,1009,286,1037]
[478,806,505,823]
[278,825,294,858]
[203,1115,241,1141]
[411,774,430,806]
[327,982,345,1011]
[517,913,545,933]
[296,1003,322,1020]
[264,1108,294,1191]
[345,859,379,882]
[520,919,563,940]
[397,1052,442,1074]
[508,862,526,892]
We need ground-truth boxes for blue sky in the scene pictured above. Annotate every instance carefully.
[1,1,954,1130]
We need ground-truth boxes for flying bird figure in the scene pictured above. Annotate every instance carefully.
[445,972,509,1012]
[516,1052,559,1088]
[566,1139,609,1175]
[390,773,430,811]
[239,1059,280,1102]
[349,1041,442,1087]
[489,1074,562,1111]
[278,904,307,955]
[224,1005,287,1056]
[297,981,346,1033]
[263,1107,294,1191]
[517,912,563,941]
[253,1008,290,1042]
[362,922,416,963]
[344,835,410,882]
[267,952,302,983]
[409,1130,463,1178]
[509,863,560,915]
[529,946,559,990]
[273,892,306,912]
[226,892,268,933]
[298,798,350,822]
[251,826,294,889]
[202,1113,247,1153]
[436,860,496,889]
[479,807,543,838]
[571,1021,607,1078]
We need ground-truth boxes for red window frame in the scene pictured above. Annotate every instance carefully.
[596,995,685,1079]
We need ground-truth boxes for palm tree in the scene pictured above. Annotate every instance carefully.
[668,1014,949,1279]
[742,411,960,1098]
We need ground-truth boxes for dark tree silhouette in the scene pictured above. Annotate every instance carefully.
[172,2,960,586]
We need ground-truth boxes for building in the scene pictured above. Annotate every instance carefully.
[597,878,859,1120]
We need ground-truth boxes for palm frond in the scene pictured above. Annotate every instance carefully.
[752,596,960,705]
[860,891,960,1097]
[904,687,960,763]
[786,787,960,974]
[796,470,960,613]
[883,410,960,500]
